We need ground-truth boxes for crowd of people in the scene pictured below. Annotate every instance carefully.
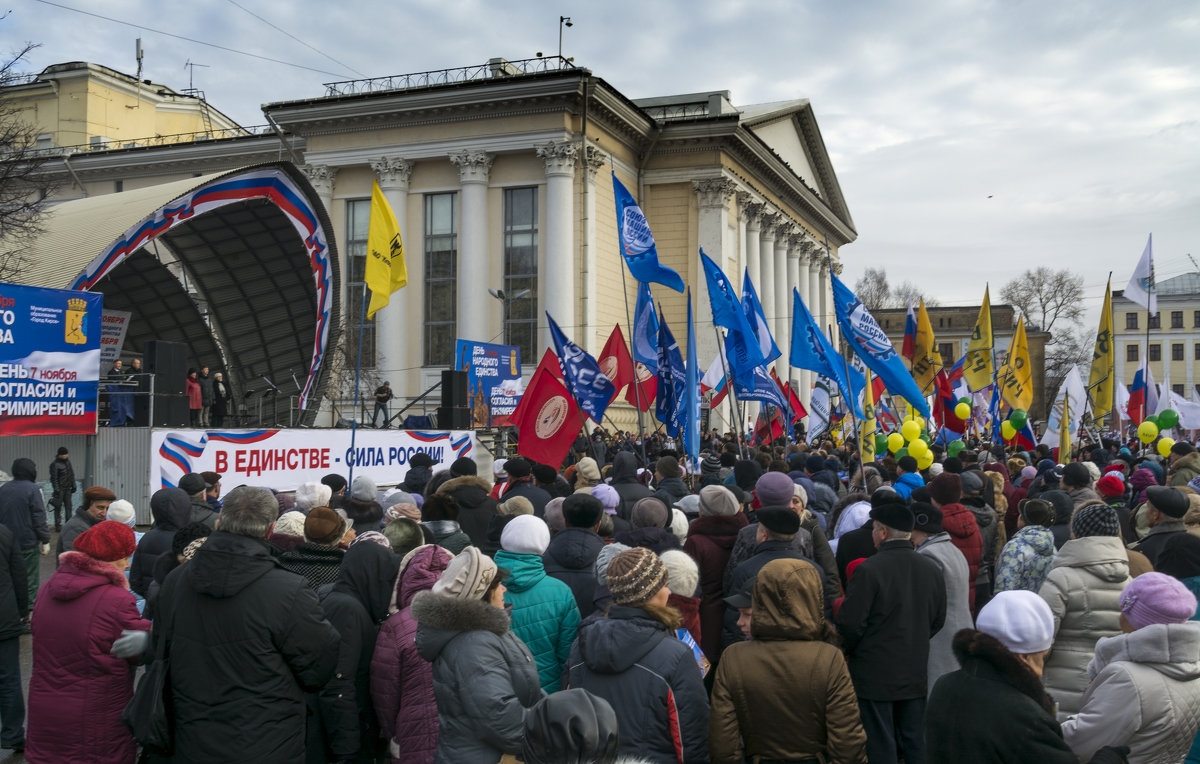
[0,432,1199,762]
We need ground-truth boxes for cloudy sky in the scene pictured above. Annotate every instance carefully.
[8,0,1198,321]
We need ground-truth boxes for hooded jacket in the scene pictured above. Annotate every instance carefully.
[495,549,580,693]
[915,532,975,693]
[651,477,691,511]
[611,453,651,521]
[158,531,341,764]
[893,471,924,500]
[401,465,433,495]
[413,591,545,764]
[1038,534,1131,717]
[0,458,49,549]
[1062,623,1200,762]
[565,605,710,763]
[962,496,1001,590]
[189,498,218,529]
[25,551,151,764]
[995,525,1057,594]
[684,513,749,660]
[938,501,982,610]
[542,526,606,618]
[129,487,191,596]
[1169,450,1200,488]
[436,475,497,549]
[709,559,867,764]
[309,543,400,763]
[342,496,384,531]
[372,545,453,764]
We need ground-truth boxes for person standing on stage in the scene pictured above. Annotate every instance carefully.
[373,381,394,428]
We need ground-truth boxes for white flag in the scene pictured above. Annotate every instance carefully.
[1116,381,1131,420]
[1040,365,1087,448]
[701,355,725,390]
[1124,234,1157,316]
[807,377,832,445]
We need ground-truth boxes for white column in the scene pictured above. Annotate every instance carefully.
[830,259,843,348]
[758,214,780,374]
[744,205,762,299]
[449,149,493,343]
[736,192,751,282]
[581,145,606,355]
[787,234,804,401]
[773,221,790,378]
[370,156,413,380]
[693,177,737,430]
[816,261,830,349]
[535,141,577,352]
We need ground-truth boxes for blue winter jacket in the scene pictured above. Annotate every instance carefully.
[893,471,925,501]
[495,550,581,693]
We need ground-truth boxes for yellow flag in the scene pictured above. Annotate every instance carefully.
[1058,392,1071,462]
[1088,277,1114,421]
[998,317,1033,412]
[365,181,407,319]
[911,299,943,392]
[860,369,876,467]
[964,286,994,392]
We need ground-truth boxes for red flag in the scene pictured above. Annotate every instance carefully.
[769,367,808,423]
[624,362,658,412]
[512,350,564,426]
[753,408,784,443]
[598,325,635,397]
[933,368,967,434]
[512,364,582,468]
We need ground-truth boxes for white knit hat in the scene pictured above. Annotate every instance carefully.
[977,590,1055,654]
[501,515,551,556]
[659,550,699,598]
[351,474,377,502]
[106,499,136,527]
[294,481,332,512]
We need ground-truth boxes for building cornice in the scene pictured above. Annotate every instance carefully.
[29,135,298,180]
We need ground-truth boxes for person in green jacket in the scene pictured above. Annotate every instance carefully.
[495,515,581,693]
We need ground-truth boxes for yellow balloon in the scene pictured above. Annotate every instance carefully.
[1158,437,1175,457]
[887,432,905,453]
[908,439,929,459]
[917,450,934,470]
[1001,421,1016,441]
[901,420,921,443]
[916,416,926,430]
[1138,420,1159,444]
[954,402,971,420]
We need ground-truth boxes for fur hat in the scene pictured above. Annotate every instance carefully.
[977,590,1055,654]
[273,510,308,538]
[450,457,478,477]
[497,495,534,517]
[755,471,796,508]
[698,485,739,517]
[869,492,914,532]
[757,507,800,535]
[433,546,497,601]
[73,520,136,562]
[505,457,532,478]
[1120,572,1199,630]
[659,549,699,598]
[544,497,566,532]
[501,515,551,556]
[351,474,377,502]
[669,508,689,545]
[106,499,136,527]
[928,473,963,505]
[294,481,333,512]
[304,506,347,545]
[1018,499,1055,528]
[912,502,943,534]
[605,547,668,606]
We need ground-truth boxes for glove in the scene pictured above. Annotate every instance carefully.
[110,629,150,659]
[39,543,49,556]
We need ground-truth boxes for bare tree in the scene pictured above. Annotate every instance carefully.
[1043,324,1092,401]
[854,267,891,312]
[892,280,938,309]
[0,43,58,281]
[1000,267,1085,334]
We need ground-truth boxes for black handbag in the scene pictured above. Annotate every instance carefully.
[122,620,173,755]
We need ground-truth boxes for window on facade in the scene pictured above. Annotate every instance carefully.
[937,342,955,366]
[1149,314,1161,330]
[1194,310,1200,328]
[1174,343,1185,361]
[1172,311,1184,329]
[503,187,538,361]
[1149,344,1161,362]
[1195,343,1200,361]
[1126,312,1138,330]
[345,199,376,369]
[1127,345,1139,362]
[424,193,458,367]
[1174,384,1186,396]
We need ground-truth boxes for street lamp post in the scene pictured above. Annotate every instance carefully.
[558,16,573,68]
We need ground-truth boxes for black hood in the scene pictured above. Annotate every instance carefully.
[10,458,35,482]
[151,488,192,530]
[544,527,604,572]
[188,531,279,598]
[611,452,640,484]
[576,606,669,673]
[331,542,400,623]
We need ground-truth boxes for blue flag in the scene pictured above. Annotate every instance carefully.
[684,288,700,464]
[547,312,616,423]
[790,288,862,419]
[734,365,789,413]
[656,313,686,435]
[831,275,930,417]
[632,281,659,373]
[742,270,781,365]
[699,249,763,386]
[613,173,685,292]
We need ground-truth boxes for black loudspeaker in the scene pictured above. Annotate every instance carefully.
[134,393,189,427]
[441,370,468,409]
[144,340,188,395]
[437,406,471,430]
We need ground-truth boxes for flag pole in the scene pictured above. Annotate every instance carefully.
[712,325,749,459]
[833,323,864,465]
[347,286,369,489]
[617,268,649,468]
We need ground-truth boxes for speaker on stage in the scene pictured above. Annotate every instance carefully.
[441,370,468,409]
[144,340,188,395]
[134,393,189,427]
[437,406,471,430]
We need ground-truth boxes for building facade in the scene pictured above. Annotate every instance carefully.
[1114,273,1200,397]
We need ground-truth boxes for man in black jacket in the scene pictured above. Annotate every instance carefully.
[47,447,75,531]
[129,487,192,597]
[836,497,946,764]
[610,452,650,521]
[0,523,27,750]
[157,485,340,763]
[500,458,551,517]
[0,459,50,607]
[543,494,606,617]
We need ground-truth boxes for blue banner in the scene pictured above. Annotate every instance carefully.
[656,314,686,435]
[684,289,700,464]
[613,174,685,292]
[454,339,522,427]
[742,270,781,365]
[547,312,616,423]
[699,249,763,387]
[734,365,789,413]
[0,282,103,436]
[632,281,660,372]
[790,288,862,419]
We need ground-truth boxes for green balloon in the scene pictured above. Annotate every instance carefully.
[948,440,965,456]
[1146,414,1160,428]
[1010,409,1028,429]
[896,447,909,460]
[958,396,972,407]
[1159,409,1179,429]
[920,433,932,444]
[875,434,888,454]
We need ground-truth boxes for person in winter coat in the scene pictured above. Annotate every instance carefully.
[56,485,114,560]
[26,521,149,764]
[615,498,681,553]
[310,542,399,764]
[128,486,191,597]
[565,547,710,763]
[1158,532,1200,613]
[176,472,218,529]
[412,546,546,763]
[892,456,924,500]
[925,591,1076,763]
[573,457,603,494]
[542,494,606,618]
[436,470,496,549]
[0,458,51,608]
[960,470,1001,614]
[592,484,632,537]
[614,450,652,520]
[709,558,867,764]
[650,456,690,509]
[724,473,816,591]
[372,544,452,764]
[1038,503,1132,718]
[683,486,748,660]
[1134,484,1191,566]
[995,497,1058,593]
[1168,441,1200,488]
[419,493,471,554]
[156,486,340,764]
[661,549,702,648]
[47,447,75,532]
[499,457,551,517]
[928,472,983,612]
[1042,489,1076,549]
[495,515,580,693]
[0,522,26,751]
[211,371,230,427]
[1062,462,1104,510]
[911,503,975,694]
[279,506,350,589]
[401,453,435,495]
[343,474,385,531]
[1062,573,1200,761]
[521,688,620,764]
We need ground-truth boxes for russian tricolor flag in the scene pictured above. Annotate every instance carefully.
[901,298,917,363]
[701,356,729,407]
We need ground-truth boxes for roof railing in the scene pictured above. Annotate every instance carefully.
[322,56,577,97]
[19,125,275,159]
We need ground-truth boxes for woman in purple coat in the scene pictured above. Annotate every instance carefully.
[371,544,452,764]
[26,521,150,763]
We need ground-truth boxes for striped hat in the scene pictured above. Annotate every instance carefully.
[605,547,668,606]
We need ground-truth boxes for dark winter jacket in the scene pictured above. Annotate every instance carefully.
[611,453,651,520]
[836,539,947,700]
[48,456,75,496]
[309,543,399,763]
[614,525,681,554]
[412,591,546,764]
[566,605,710,763]
[422,520,471,554]
[724,540,831,649]
[495,549,581,693]
[26,551,150,764]
[401,465,433,495]
[372,545,453,764]
[501,480,552,518]
[0,525,26,642]
[437,475,496,549]
[542,527,606,618]
[158,531,341,764]
[129,487,191,596]
[652,476,691,510]
[724,522,814,594]
[187,498,218,529]
[198,371,214,406]
[0,458,50,549]
[280,542,346,590]
[940,501,983,610]
[834,521,877,588]
[684,513,748,659]
[963,496,1000,588]
[926,630,1076,764]
[56,506,102,559]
